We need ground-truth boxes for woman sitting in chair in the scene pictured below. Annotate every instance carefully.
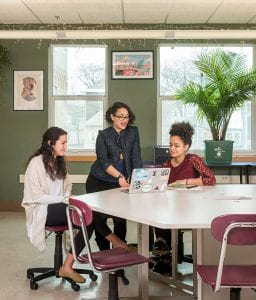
[152,121,216,273]
[22,126,128,284]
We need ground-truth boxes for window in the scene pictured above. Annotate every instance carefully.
[49,45,107,152]
[158,45,254,152]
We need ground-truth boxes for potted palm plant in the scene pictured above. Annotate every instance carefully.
[175,49,256,163]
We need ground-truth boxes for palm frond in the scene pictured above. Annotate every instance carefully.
[175,49,256,140]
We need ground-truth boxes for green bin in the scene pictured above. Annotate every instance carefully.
[204,140,234,164]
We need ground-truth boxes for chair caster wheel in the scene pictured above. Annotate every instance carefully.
[27,271,34,280]
[30,280,38,290]
[71,282,80,291]
[121,276,129,285]
[116,269,129,285]
[90,273,98,281]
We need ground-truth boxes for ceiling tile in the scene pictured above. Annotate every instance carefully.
[0,0,39,24]
[0,0,255,25]
[23,0,80,24]
[209,0,256,23]
[166,0,223,24]
[74,0,122,24]
[123,0,171,23]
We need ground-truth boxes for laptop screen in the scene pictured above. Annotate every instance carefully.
[126,167,170,193]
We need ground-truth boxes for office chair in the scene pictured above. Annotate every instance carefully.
[26,225,97,291]
[197,214,256,300]
[66,198,150,300]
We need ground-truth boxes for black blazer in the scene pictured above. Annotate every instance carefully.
[90,125,143,182]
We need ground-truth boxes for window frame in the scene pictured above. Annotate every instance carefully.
[48,44,108,156]
[157,43,256,155]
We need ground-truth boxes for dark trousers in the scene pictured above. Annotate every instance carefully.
[46,202,93,255]
[85,173,127,250]
[154,227,172,246]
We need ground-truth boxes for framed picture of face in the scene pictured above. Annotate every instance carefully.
[112,51,154,79]
[13,70,43,111]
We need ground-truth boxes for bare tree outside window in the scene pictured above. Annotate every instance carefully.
[50,46,106,151]
[78,64,104,92]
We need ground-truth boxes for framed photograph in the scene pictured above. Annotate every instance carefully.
[13,70,43,111]
[112,51,154,79]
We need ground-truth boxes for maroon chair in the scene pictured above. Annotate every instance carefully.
[66,198,150,300]
[26,225,97,291]
[197,214,256,300]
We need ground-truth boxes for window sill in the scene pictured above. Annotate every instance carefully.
[65,155,256,163]
[231,155,256,162]
[199,154,256,162]
[65,155,96,162]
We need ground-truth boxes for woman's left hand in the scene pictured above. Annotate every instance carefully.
[118,177,130,188]
[173,179,187,185]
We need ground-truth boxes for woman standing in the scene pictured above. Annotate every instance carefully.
[22,126,128,284]
[86,101,143,250]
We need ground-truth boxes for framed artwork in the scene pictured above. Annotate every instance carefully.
[13,70,43,111]
[112,51,154,79]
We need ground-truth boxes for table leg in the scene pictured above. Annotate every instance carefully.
[246,165,250,184]
[192,229,198,297]
[197,229,203,300]
[171,229,178,280]
[171,229,197,296]
[239,166,243,184]
[138,223,149,300]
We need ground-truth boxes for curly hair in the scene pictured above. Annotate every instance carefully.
[105,101,136,125]
[169,121,194,148]
[27,127,68,180]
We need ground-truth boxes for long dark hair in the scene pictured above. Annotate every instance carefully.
[27,127,67,180]
[105,101,136,125]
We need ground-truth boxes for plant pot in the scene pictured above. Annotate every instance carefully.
[204,140,234,164]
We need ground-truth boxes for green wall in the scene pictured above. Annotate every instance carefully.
[0,39,158,200]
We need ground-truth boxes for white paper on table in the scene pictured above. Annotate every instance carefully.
[215,196,252,200]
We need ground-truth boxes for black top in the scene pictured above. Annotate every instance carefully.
[90,125,143,182]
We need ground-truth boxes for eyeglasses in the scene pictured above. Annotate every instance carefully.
[114,115,130,121]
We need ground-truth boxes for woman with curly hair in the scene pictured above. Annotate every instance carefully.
[152,121,216,273]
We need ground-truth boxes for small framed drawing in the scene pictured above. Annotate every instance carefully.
[13,70,43,111]
[112,51,154,79]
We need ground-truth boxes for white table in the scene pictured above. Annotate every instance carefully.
[74,184,256,300]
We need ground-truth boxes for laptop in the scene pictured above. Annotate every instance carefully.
[122,167,170,193]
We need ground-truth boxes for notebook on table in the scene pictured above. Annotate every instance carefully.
[122,167,170,193]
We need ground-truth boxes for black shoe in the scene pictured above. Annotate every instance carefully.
[152,240,171,256]
[152,260,172,275]
[149,256,161,269]
[149,260,155,269]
